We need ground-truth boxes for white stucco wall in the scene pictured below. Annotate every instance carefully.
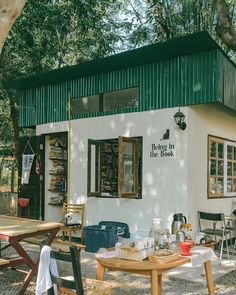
[37,107,189,235]
[187,103,236,232]
[37,103,236,236]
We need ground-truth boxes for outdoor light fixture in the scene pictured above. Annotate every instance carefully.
[174,108,186,130]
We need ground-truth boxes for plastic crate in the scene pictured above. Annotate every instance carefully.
[84,221,130,253]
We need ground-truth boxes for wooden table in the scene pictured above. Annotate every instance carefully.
[0,215,61,295]
[96,255,215,295]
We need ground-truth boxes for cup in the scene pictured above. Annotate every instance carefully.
[179,241,194,256]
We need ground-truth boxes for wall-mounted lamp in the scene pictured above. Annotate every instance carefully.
[174,108,186,130]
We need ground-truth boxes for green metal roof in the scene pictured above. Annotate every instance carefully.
[16,31,222,90]
[18,31,236,127]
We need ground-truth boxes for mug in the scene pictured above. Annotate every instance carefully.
[179,241,195,256]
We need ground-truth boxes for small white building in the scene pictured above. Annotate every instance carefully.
[17,32,236,236]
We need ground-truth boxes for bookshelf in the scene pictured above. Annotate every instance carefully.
[47,135,67,206]
[100,141,118,196]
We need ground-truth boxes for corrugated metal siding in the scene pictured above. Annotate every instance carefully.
[217,52,236,110]
[19,50,221,127]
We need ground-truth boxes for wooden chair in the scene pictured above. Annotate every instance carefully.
[60,203,85,244]
[46,245,112,295]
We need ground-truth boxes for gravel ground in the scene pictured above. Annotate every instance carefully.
[0,243,236,295]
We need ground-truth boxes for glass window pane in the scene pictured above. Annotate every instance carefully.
[218,160,223,176]
[121,142,135,193]
[234,147,236,160]
[234,163,236,176]
[103,88,138,111]
[227,145,233,160]
[210,142,217,157]
[227,178,232,193]
[233,179,236,193]
[218,143,223,159]
[71,95,99,115]
[227,162,233,176]
[210,160,216,175]
[209,177,217,194]
[217,178,223,194]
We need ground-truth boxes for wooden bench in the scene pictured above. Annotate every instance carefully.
[23,235,85,252]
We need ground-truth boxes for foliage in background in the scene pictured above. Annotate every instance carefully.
[124,0,236,59]
[0,0,235,191]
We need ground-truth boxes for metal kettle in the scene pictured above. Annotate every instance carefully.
[171,213,187,234]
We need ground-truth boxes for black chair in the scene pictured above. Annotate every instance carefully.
[44,245,111,295]
[225,209,236,251]
[197,211,230,260]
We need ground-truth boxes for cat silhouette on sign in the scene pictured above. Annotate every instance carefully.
[160,129,170,140]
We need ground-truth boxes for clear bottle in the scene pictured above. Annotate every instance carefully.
[176,226,185,242]
[149,218,162,247]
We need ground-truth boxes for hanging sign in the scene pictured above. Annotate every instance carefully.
[21,154,35,184]
[21,140,35,184]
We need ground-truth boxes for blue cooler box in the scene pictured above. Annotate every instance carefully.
[83,221,130,253]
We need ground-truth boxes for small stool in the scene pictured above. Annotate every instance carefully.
[18,198,30,217]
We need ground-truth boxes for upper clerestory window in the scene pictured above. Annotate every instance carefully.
[70,87,138,116]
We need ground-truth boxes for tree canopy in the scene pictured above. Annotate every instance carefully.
[0,0,235,167]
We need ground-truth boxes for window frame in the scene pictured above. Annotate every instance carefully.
[70,86,139,116]
[118,136,138,198]
[87,136,142,199]
[208,135,236,198]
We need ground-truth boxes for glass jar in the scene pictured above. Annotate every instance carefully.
[157,229,170,249]
[149,218,162,246]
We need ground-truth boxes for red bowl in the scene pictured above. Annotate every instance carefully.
[18,198,29,208]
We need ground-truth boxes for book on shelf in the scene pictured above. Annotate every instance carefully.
[50,194,64,204]
[50,177,66,191]
[49,136,66,148]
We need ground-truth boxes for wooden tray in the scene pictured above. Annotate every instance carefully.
[148,251,180,264]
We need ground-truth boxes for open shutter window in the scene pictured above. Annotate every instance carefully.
[87,139,101,197]
[118,136,138,198]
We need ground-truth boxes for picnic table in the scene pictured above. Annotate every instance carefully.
[0,215,61,294]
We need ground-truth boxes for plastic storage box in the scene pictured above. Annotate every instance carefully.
[83,221,130,253]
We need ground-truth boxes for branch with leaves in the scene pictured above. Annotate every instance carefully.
[215,0,236,51]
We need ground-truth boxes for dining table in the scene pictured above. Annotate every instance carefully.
[0,215,62,295]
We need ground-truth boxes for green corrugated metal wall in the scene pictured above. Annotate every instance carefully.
[19,50,223,127]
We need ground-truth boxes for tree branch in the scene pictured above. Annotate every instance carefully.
[215,0,236,51]
[0,0,27,54]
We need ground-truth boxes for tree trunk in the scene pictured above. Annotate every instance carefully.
[0,0,27,54]
[215,0,236,51]
[9,97,19,161]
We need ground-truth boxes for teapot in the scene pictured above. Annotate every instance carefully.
[171,213,187,235]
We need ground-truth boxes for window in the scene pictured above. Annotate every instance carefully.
[70,87,138,115]
[208,136,236,198]
[70,95,99,115]
[103,88,138,111]
[87,136,142,198]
